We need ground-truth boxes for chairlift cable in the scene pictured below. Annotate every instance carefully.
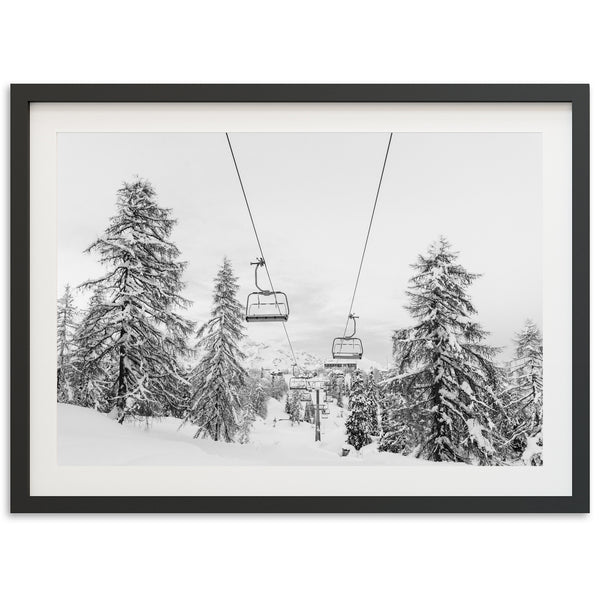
[342,132,393,337]
[225,133,298,365]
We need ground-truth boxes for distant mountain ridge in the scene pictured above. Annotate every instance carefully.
[240,339,322,371]
[240,339,384,372]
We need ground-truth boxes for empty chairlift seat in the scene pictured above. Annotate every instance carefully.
[331,337,363,360]
[331,313,363,360]
[246,291,289,322]
[289,364,310,390]
[245,258,290,322]
[289,377,309,390]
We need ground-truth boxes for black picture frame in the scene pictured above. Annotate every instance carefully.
[10,84,590,513]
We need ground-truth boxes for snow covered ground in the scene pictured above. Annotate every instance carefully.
[58,398,429,466]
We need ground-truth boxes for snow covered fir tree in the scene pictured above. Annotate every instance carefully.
[56,284,77,404]
[184,258,248,442]
[502,320,544,465]
[364,371,380,436]
[382,238,504,464]
[71,286,113,410]
[286,389,303,425]
[56,174,543,465]
[76,179,193,422]
[345,372,373,451]
[245,373,269,421]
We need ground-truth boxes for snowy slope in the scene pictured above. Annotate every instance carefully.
[58,402,428,466]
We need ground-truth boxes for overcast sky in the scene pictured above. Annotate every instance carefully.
[58,132,542,365]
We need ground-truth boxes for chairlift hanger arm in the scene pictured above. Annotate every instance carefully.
[250,258,270,294]
[344,313,358,339]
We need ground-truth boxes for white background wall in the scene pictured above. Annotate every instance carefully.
[1,1,596,598]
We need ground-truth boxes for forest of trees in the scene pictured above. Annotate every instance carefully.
[58,179,543,464]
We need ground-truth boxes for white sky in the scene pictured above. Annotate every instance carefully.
[58,132,542,365]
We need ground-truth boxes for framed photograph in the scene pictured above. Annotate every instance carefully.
[11,84,589,513]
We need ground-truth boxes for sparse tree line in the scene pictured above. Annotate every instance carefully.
[57,178,542,463]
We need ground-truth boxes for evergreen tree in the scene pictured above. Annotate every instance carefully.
[284,392,293,415]
[364,371,380,435]
[379,351,430,454]
[286,389,302,425]
[378,393,411,454]
[268,375,288,400]
[345,372,372,451]
[238,403,254,444]
[389,238,503,464]
[303,398,315,423]
[327,372,344,408]
[247,375,269,420]
[57,284,78,404]
[72,286,113,410]
[81,179,193,422]
[503,320,543,464]
[236,374,268,443]
[185,258,247,442]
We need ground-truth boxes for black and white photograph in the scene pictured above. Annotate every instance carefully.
[56,131,543,467]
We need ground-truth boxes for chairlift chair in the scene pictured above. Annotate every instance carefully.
[289,377,309,390]
[332,314,363,360]
[289,363,311,390]
[245,258,289,322]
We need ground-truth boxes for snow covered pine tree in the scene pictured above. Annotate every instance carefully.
[80,179,193,422]
[71,286,113,410]
[246,373,269,420]
[364,371,380,435]
[345,372,373,451]
[286,389,303,425]
[503,320,543,464]
[185,258,247,442]
[57,284,78,404]
[388,238,503,464]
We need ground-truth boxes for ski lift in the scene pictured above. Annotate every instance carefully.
[245,258,289,322]
[298,390,311,403]
[289,377,308,390]
[289,363,310,390]
[332,314,363,360]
